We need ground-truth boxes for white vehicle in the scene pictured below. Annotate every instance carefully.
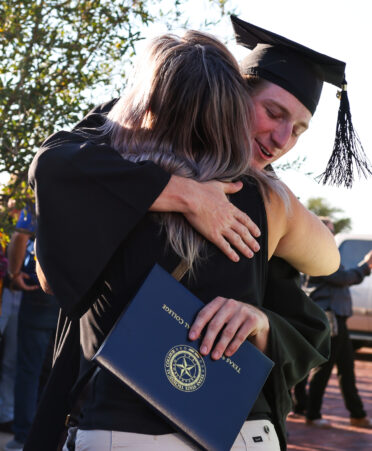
[336,234,372,347]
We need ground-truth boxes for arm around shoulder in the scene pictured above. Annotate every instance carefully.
[265,183,340,276]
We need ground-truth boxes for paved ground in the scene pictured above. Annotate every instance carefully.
[287,347,372,451]
[1,348,371,450]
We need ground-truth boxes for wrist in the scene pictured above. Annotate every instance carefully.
[256,307,270,332]
[152,175,197,214]
[8,270,21,281]
[261,312,270,333]
[173,176,198,215]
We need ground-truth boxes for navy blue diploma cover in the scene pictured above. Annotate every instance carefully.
[94,264,274,451]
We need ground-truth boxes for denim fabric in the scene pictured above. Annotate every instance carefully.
[0,288,22,423]
[13,318,55,443]
[12,292,58,444]
[18,289,59,329]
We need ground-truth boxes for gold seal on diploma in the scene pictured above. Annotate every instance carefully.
[164,345,206,392]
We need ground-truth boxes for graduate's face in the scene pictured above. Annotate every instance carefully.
[250,82,312,170]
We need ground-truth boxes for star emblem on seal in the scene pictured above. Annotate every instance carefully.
[164,345,206,392]
[176,357,196,378]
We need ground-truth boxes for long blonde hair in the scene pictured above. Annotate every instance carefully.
[102,31,282,272]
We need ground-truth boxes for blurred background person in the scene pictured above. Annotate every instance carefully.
[0,208,25,434]
[302,217,372,428]
[3,206,59,451]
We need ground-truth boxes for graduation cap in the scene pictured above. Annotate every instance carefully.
[231,15,371,188]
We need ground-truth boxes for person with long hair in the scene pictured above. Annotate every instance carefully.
[26,31,339,451]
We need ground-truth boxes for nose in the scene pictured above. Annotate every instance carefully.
[271,123,293,150]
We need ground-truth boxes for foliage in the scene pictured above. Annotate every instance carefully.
[306,197,352,234]
[0,178,35,243]
[0,0,230,241]
[1,1,152,177]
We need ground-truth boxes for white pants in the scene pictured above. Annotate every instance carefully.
[73,420,280,450]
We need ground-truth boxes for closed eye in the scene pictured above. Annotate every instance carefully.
[265,108,279,119]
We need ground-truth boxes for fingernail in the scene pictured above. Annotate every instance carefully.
[189,331,196,340]
[255,229,261,237]
[254,243,260,252]
[212,351,220,360]
[201,346,208,355]
[233,254,240,262]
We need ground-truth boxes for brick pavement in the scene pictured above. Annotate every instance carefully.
[287,347,372,451]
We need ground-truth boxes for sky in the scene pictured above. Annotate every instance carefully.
[1,0,371,233]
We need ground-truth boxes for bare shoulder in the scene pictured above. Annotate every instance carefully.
[265,183,340,275]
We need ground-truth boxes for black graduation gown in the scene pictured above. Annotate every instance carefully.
[24,107,330,451]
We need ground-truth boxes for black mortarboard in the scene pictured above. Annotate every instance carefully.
[231,15,371,188]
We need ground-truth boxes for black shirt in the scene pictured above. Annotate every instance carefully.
[78,178,270,433]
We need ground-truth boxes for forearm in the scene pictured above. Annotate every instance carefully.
[149,175,196,214]
[36,260,53,294]
[7,232,30,276]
